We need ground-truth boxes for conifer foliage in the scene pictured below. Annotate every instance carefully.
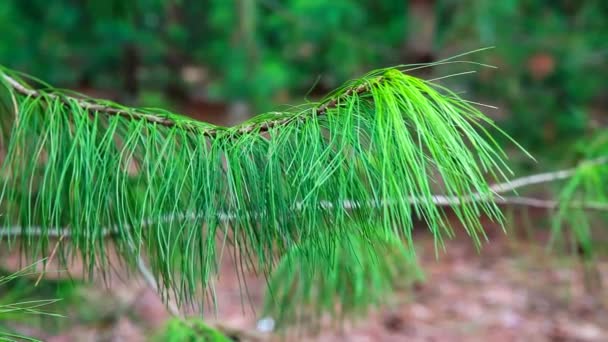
[0,55,515,329]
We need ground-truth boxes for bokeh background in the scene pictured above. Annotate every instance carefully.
[1,0,608,341]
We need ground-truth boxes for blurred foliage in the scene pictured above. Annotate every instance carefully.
[0,0,406,109]
[1,0,605,148]
[263,229,422,330]
[153,318,231,342]
[437,0,608,150]
[551,133,608,260]
[0,263,65,341]
[202,0,406,107]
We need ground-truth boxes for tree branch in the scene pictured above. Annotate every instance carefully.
[0,156,606,240]
[489,157,608,193]
[493,196,608,211]
[336,156,608,209]
[1,74,176,126]
[1,72,374,138]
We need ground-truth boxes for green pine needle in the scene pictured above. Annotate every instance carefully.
[263,228,423,330]
[551,132,608,259]
[0,262,61,342]
[0,61,513,308]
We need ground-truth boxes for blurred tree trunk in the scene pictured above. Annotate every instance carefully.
[122,43,140,104]
[227,0,258,124]
[405,0,436,70]
[165,0,188,101]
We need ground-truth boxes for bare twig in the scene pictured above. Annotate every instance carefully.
[489,157,608,193]
[494,196,608,211]
[336,157,608,209]
[133,246,267,340]
[35,233,66,286]
[135,255,181,317]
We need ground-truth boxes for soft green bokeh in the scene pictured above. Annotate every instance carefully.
[1,1,604,151]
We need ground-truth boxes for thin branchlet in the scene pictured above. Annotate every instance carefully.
[1,73,377,138]
[1,74,176,126]
[2,156,607,241]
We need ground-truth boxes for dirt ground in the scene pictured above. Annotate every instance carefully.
[202,228,608,342]
[3,220,608,342]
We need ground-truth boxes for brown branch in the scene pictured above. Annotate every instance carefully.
[2,74,176,126]
[35,233,65,286]
[1,72,376,139]
[316,82,372,115]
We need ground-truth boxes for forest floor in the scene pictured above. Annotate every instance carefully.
[3,213,608,342]
[199,221,608,342]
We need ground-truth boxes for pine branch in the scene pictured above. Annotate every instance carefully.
[2,195,606,240]
[0,60,518,307]
[489,157,608,193]
[2,156,607,240]
[0,146,604,245]
[494,196,608,211]
[420,156,608,206]
[1,72,374,138]
[1,74,177,128]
